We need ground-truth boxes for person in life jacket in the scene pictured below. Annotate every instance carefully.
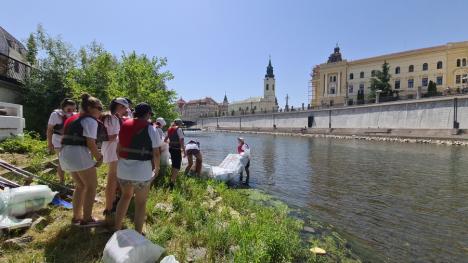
[164,118,185,188]
[59,93,104,227]
[184,140,203,177]
[46,98,76,184]
[237,137,251,184]
[114,103,161,234]
[100,98,129,218]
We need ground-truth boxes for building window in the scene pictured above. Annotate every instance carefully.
[437,61,443,69]
[422,77,428,87]
[422,63,428,71]
[359,83,364,91]
[330,88,335,94]
[329,76,333,82]
[436,76,443,85]
[395,67,400,74]
[394,80,400,89]
[266,84,269,90]
[409,65,414,72]
[348,84,353,94]
[408,79,414,88]
[457,59,461,67]
[360,71,364,78]
[463,59,467,67]
[371,70,376,77]
[333,76,337,82]
[349,73,354,79]
[456,75,461,84]
[463,74,468,84]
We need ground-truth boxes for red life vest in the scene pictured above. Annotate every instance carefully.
[119,119,153,160]
[167,125,183,149]
[237,143,249,154]
[62,113,107,146]
[52,109,69,135]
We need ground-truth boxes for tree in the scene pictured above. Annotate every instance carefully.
[427,80,437,97]
[21,25,177,135]
[25,33,37,66]
[369,61,392,98]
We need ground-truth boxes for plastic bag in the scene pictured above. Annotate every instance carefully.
[102,229,165,263]
[0,185,56,229]
[160,142,170,166]
[0,185,56,217]
[160,255,179,263]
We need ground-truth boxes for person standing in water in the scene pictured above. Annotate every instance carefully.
[237,137,251,184]
[46,98,77,184]
[165,119,185,188]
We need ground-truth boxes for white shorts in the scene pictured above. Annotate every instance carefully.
[59,145,96,172]
[117,159,153,182]
[101,141,118,163]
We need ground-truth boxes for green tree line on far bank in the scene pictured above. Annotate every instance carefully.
[22,25,178,136]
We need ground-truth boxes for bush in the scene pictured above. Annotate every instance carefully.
[0,132,47,155]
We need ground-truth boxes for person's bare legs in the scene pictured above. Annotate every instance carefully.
[71,172,84,221]
[195,152,202,177]
[133,184,150,234]
[184,154,193,175]
[114,183,134,231]
[105,161,118,212]
[54,149,65,184]
[77,167,98,221]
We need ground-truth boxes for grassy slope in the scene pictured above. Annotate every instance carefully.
[0,135,361,263]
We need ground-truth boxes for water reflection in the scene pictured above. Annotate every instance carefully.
[186,132,468,262]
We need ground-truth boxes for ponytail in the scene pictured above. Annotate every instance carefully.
[80,93,101,113]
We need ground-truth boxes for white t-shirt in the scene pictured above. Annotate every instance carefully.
[176,128,184,139]
[155,126,165,141]
[48,110,64,148]
[185,142,200,151]
[101,115,121,163]
[117,125,162,182]
[59,117,98,172]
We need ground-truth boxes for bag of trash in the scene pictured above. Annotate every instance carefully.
[0,185,56,217]
[218,154,244,175]
[160,142,170,166]
[160,255,179,263]
[102,229,165,263]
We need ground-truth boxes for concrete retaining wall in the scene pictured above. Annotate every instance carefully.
[198,96,468,130]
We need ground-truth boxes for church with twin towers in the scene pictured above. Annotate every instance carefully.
[177,58,279,120]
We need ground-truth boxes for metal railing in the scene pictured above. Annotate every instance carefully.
[0,53,30,85]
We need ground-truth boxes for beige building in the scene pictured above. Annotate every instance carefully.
[178,97,221,120]
[311,42,468,107]
[228,58,278,115]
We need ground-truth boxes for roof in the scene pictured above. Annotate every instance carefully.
[0,26,27,57]
[185,97,219,105]
[230,96,263,104]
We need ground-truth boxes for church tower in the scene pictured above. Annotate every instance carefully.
[264,57,276,101]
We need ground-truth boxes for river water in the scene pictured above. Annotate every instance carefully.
[185,131,468,262]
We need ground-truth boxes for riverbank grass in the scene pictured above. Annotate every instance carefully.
[0,136,360,262]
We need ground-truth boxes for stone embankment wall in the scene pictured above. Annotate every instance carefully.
[197,96,468,139]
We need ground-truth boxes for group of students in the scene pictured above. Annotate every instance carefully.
[46,93,250,234]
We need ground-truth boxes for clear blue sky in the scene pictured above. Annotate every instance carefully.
[2,0,468,107]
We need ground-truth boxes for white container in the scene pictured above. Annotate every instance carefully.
[0,185,56,217]
[160,255,179,263]
[102,229,165,263]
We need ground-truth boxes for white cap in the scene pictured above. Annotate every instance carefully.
[156,117,166,127]
[115,98,130,108]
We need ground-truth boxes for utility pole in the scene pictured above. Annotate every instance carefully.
[285,94,289,112]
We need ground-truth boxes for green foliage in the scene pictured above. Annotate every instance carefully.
[369,61,392,98]
[26,33,37,65]
[0,132,47,155]
[22,25,177,136]
[427,80,438,97]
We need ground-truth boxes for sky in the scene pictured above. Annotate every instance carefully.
[2,0,468,107]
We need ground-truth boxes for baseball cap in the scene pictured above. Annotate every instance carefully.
[115,97,129,108]
[174,118,183,125]
[237,137,245,142]
[156,117,166,126]
[134,103,153,117]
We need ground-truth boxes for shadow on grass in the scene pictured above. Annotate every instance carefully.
[43,225,112,263]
